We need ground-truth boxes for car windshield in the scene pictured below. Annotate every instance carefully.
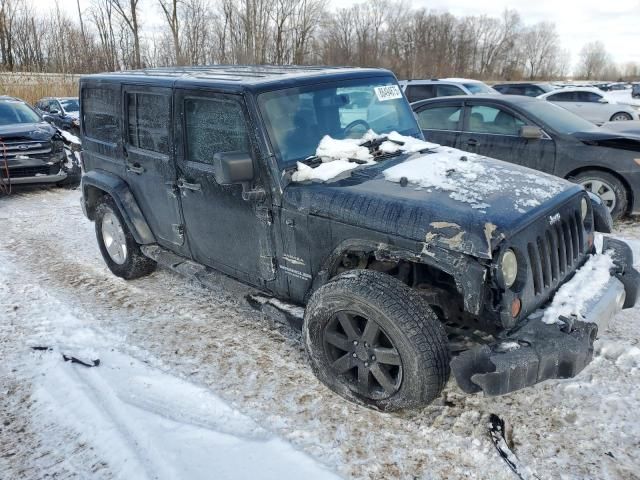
[0,101,42,126]
[258,78,421,167]
[463,82,495,94]
[60,98,79,113]
[523,100,597,134]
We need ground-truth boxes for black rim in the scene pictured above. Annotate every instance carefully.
[323,311,403,400]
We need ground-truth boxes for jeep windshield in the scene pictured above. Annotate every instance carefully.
[258,78,420,167]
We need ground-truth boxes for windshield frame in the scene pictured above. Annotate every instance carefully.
[0,100,43,126]
[256,76,422,168]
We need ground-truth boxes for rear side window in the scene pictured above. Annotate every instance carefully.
[547,92,575,102]
[405,85,435,102]
[126,93,170,154]
[436,84,464,97]
[82,87,119,143]
[575,91,602,103]
[184,96,250,165]
[416,105,462,130]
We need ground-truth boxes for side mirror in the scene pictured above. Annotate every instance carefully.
[49,109,60,115]
[598,98,609,104]
[213,151,254,185]
[520,125,543,139]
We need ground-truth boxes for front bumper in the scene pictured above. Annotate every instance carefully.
[6,172,68,185]
[451,238,638,396]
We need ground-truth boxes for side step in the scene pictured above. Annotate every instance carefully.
[140,244,304,330]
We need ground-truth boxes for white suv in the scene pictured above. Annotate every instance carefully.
[398,78,498,103]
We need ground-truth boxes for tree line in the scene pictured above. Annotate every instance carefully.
[0,0,637,81]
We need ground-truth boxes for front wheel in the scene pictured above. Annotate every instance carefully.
[610,112,632,122]
[572,171,627,220]
[304,269,450,411]
[95,196,156,279]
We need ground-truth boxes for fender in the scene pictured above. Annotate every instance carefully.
[81,170,155,245]
[587,191,613,233]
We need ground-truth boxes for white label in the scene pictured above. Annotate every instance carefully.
[374,85,403,102]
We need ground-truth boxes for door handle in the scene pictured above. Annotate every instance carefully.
[178,179,202,192]
[466,138,479,147]
[126,162,144,174]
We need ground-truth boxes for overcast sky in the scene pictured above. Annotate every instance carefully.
[61,0,639,66]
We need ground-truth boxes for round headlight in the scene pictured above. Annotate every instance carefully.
[501,249,518,288]
[581,197,588,221]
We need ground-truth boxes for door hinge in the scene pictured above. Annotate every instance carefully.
[172,224,185,240]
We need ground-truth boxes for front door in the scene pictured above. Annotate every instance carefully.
[122,86,186,251]
[458,103,556,173]
[174,89,274,285]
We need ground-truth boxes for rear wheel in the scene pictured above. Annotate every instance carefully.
[95,196,156,279]
[610,112,632,122]
[572,171,627,220]
[304,269,450,411]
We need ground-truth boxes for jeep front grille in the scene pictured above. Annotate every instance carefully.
[527,210,584,296]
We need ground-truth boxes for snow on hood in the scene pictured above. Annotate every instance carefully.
[291,130,437,182]
[291,131,568,214]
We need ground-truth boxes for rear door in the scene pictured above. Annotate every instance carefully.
[458,102,556,172]
[413,101,463,147]
[122,85,186,252]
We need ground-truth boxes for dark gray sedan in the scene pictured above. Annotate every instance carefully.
[412,95,640,219]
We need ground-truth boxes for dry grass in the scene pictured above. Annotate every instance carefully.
[0,73,79,105]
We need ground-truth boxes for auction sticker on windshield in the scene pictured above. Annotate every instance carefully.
[374,85,403,101]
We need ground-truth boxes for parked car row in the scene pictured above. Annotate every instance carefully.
[0,95,81,189]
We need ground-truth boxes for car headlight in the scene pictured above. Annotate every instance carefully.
[581,197,588,221]
[501,249,518,288]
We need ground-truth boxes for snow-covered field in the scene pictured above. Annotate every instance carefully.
[1,187,640,480]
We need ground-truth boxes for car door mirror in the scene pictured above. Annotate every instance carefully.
[520,125,543,139]
[49,109,59,115]
[598,98,609,104]
[213,151,254,185]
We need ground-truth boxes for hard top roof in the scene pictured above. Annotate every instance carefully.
[82,65,394,92]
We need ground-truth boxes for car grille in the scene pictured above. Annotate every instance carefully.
[0,139,52,158]
[2,165,51,178]
[527,210,584,296]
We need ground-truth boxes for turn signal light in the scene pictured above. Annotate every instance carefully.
[511,297,521,317]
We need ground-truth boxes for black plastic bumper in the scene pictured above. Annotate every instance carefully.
[452,239,638,396]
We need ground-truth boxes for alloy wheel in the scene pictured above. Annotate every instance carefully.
[323,311,403,400]
[101,211,128,265]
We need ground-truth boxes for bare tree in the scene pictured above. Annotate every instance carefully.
[577,41,610,79]
[109,0,142,68]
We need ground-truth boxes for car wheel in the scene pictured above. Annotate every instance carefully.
[572,171,627,220]
[610,112,632,121]
[95,196,156,279]
[304,269,450,411]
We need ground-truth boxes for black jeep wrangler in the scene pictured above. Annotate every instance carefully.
[80,66,639,411]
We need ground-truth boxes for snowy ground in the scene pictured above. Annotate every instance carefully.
[1,187,640,480]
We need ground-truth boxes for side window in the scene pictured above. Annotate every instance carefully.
[524,86,542,97]
[547,92,575,102]
[38,100,49,112]
[184,96,250,165]
[416,105,462,131]
[126,93,170,154]
[468,105,525,136]
[82,87,119,143]
[48,100,60,112]
[405,85,434,102]
[436,84,464,97]
[576,92,602,103]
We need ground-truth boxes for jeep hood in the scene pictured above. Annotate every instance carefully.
[283,152,582,259]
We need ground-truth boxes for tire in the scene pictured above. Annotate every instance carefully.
[95,196,156,279]
[303,269,450,411]
[610,112,632,122]
[572,171,627,221]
